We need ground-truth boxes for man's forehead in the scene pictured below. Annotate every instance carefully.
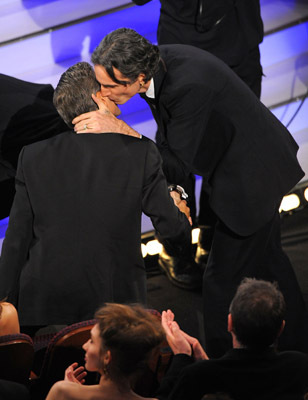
[94,64,130,86]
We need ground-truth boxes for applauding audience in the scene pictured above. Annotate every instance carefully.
[46,303,165,400]
[157,278,308,400]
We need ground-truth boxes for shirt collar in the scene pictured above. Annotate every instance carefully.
[145,78,155,99]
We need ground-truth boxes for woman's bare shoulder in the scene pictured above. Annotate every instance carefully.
[0,302,20,335]
[46,381,103,400]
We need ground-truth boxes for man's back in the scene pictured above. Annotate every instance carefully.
[165,348,308,400]
[0,132,189,326]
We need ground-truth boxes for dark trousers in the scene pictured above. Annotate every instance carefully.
[203,211,308,358]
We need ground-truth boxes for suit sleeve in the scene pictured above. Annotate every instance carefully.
[141,139,191,253]
[156,82,214,183]
[0,147,34,305]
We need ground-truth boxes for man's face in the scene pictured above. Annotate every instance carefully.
[94,64,141,105]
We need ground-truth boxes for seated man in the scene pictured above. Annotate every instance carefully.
[157,278,308,400]
[0,62,196,334]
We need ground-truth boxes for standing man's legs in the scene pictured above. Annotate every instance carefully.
[203,211,308,358]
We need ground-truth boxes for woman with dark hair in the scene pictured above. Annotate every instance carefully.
[46,303,165,400]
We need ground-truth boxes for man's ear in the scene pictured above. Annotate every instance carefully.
[227,313,233,333]
[137,73,146,88]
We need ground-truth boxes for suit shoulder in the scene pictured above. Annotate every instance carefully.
[115,133,156,151]
[23,131,71,153]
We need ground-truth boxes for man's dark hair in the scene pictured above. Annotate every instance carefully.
[229,278,286,348]
[91,28,160,85]
[53,62,100,128]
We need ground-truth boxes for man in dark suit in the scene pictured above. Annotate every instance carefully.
[132,0,264,261]
[156,279,308,400]
[73,28,308,357]
[0,73,68,220]
[0,62,195,333]
[132,0,263,97]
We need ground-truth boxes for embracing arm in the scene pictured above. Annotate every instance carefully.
[0,148,34,304]
[72,94,141,138]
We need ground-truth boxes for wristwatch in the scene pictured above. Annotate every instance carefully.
[168,184,189,201]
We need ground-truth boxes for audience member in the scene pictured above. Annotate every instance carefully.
[0,62,194,335]
[46,303,165,400]
[0,73,67,219]
[0,300,20,335]
[156,278,308,400]
[73,28,308,357]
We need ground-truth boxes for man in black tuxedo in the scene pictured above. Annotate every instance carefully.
[156,279,308,400]
[73,28,308,358]
[132,0,264,261]
[0,62,194,333]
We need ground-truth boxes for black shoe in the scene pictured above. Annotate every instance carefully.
[158,248,202,290]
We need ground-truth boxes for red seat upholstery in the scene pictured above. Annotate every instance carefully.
[30,319,96,400]
[0,333,34,385]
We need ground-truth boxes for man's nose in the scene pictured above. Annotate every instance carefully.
[100,87,111,97]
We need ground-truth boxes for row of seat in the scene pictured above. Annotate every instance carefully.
[0,310,172,399]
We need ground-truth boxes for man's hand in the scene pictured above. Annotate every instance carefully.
[64,362,87,384]
[72,94,141,138]
[72,94,120,134]
[162,309,208,360]
[180,331,209,360]
[161,310,192,356]
[169,191,192,225]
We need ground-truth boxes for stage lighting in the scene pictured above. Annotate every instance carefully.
[192,228,200,244]
[146,239,162,256]
[279,193,300,212]
[141,243,147,258]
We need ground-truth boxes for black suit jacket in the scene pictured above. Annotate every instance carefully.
[133,0,263,66]
[141,45,304,236]
[157,349,308,400]
[0,132,190,326]
[0,73,67,218]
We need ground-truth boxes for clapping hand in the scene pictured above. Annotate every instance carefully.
[161,309,208,360]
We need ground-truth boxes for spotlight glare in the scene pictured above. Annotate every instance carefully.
[192,228,200,244]
[146,240,162,256]
[141,243,147,258]
[279,193,300,212]
[304,187,308,202]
